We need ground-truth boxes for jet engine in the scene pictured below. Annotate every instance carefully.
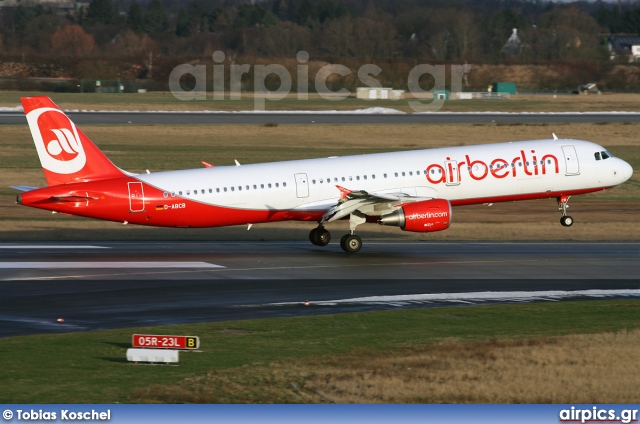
[378,199,451,233]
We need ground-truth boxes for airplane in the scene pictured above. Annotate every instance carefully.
[12,96,634,253]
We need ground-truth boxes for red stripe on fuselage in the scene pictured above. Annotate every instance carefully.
[19,176,325,228]
[449,187,611,206]
[19,176,613,228]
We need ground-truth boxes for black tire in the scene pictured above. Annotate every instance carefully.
[341,234,362,253]
[316,228,331,246]
[340,234,349,250]
[561,216,574,227]
[309,228,319,245]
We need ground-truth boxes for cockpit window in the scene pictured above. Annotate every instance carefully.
[595,152,601,161]
[601,151,611,159]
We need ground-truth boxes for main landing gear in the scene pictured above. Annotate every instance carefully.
[309,212,366,253]
[558,195,574,227]
[309,225,330,246]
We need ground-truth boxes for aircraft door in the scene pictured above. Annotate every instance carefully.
[294,173,309,198]
[561,145,580,175]
[444,160,460,186]
[128,181,145,212]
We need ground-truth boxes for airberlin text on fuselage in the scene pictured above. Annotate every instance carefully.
[425,150,560,185]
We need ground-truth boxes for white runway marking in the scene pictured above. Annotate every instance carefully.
[0,262,224,269]
[270,289,640,306]
[0,245,109,249]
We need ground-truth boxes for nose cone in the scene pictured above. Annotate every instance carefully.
[619,159,634,183]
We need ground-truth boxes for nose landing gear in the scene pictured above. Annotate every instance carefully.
[558,195,574,227]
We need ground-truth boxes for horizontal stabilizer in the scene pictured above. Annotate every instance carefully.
[10,185,38,192]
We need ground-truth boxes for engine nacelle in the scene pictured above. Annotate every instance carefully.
[378,199,451,233]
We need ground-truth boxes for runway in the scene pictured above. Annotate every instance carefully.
[1,241,638,337]
[1,111,640,125]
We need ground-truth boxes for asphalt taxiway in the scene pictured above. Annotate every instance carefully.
[2,111,640,125]
[0,241,638,337]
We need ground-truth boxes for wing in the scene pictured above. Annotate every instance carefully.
[322,185,433,223]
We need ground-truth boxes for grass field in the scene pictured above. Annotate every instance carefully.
[1,300,639,404]
[3,91,640,112]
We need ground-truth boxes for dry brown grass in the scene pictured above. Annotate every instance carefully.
[132,330,640,404]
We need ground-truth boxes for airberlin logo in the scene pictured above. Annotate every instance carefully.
[26,107,86,175]
[425,150,560,185]
[407,211,448,220]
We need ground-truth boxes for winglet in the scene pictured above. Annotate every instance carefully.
[552,133,558,140]
[201,161,214,168]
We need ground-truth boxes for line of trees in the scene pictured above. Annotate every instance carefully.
[2,0,638,62]
[1,0,640,91]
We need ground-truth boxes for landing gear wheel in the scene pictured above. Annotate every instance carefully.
[309,227,331,246]
[560,216,574,227]
[309,228,319,245]
[340,234,362,253]
[316,228,330,246]
[339,234,349,250]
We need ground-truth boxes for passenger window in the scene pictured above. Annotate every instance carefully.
[209,189,212,193]
[231,187,235,191]
[276,183,279,187]
[253,185,257,189]
[224,187,227,192]
[312,180,316,184]
[179,191,183,196]
[186,190,190,195]
[171,192,176,197]
[216,188,220,193]
[163,192,168,198]
[356,176,360,181]
[268,183,272,188]
[238,186,242,191]
[246,185,249,190]
[342,177,345,182]
[260,184,264,189]
[384,173,387,178]
[402,172,405,177]
[363,175,367,180]
[394,172,398,177]
[283,182,287,187]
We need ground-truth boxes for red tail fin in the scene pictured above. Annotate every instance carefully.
[21,96,124,186]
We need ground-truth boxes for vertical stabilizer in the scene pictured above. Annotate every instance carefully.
[21,96,124,186]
